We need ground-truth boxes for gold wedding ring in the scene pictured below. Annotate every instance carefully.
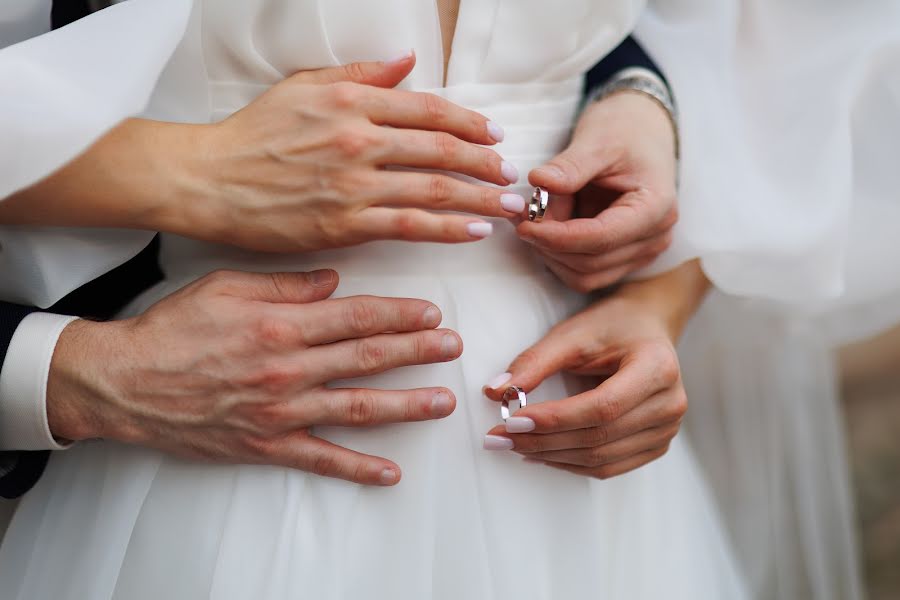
[501,386,528,421]
[528,187,549,222]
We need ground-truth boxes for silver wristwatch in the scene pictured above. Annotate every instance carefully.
[587,67,680,160]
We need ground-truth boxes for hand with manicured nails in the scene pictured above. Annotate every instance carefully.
[519,91,678,293]
[1,51,526,249]
[46,269,463,487]
[482,261,709,480]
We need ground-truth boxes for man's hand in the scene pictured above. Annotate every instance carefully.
[519,91,678,293]
[46,269,463,487]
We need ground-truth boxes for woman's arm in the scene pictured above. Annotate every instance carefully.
[482,260,709,479]
[1,54,527,251]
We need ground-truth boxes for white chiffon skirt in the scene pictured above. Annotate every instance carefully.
[0,224,749,599]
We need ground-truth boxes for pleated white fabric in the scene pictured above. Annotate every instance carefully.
[0,1,750,598]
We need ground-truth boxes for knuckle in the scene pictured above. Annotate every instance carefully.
[346,389,380,426]
[332,126,376,159]
[246,361,302,394]
[253,315,296,347]
[344,298,381,334]
[330,81,363,109]
[391,211,419,240]
[590,447,609,467]
[592,465,615,481]
[585,426,609,446]
[659,199,679,229]
[570,276,597,295]
[355,339,388,373]
[422,93,448,124]
[594,396,624,423]
[310,449,341,477]
[653,345,681,385]
[201,269,236,290]
[426,175,451,204]
[433,132,461,162]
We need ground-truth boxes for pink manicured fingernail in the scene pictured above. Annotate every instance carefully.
[501,161,519,184]
[486,121,505,143]
[384,49,414,65]
[431,391,453,415]
[380,468,399,485]
[466,222,493,239]
[505,417,536,433]
[500,194,526,214]
[483,435,515,451]
[485,372,512,390]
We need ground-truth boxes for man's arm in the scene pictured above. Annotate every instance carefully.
[0,238,162,498]
[585,36,668,92]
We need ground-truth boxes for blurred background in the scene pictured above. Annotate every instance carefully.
[841,326,900,600]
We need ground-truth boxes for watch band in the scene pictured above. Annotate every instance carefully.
[588,67,680,160]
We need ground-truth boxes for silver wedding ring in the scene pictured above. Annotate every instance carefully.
[501,386,528,421]
[528,186,549,222]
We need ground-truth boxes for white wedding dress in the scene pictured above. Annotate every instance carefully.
[0,1,750,599]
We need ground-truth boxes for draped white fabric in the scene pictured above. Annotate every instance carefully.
[633,2,900,598]
[0,0,191,307]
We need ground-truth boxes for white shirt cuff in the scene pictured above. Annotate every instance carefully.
[0,313,78,451]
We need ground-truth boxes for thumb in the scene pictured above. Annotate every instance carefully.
[528,140,605,196]
[218,269,340,304]
[483,329,576,401]
[291,50,416,88]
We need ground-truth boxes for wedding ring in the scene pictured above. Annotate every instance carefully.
[501,386,528,421]
[528,187,549,222]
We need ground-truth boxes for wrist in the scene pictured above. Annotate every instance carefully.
[622,260,710,341]
[46,319,133,442]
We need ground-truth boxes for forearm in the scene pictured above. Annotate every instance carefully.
[619,260,710,341]
[0,118,204,231]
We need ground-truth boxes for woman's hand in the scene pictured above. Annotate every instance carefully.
[1,52,526,251]
[519,91,678,292]
[482,261,709,480]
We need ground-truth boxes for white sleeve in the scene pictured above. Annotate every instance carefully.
[0,313,77,451]
[635,0,900,328]
[0,0,193,307]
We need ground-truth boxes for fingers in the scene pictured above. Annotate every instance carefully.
[196,269,339,304]
[517,189,674,254]
[269,434,402,486]
[305,328,463,383]
[536,231,672,275]
[530,445,671,480]
[485,389,687,453]
[528,140,607,195]
[286,387,457,428]
[378,129,516,187]
[542,254,656,294]
[360,86,503,146]
[351,207,495,244]
[482,325,582,401]
[503,343,680,434]
[290,51,417,89]
[367,171,519,218]
[280,296,442,346]
[519,425,678,467]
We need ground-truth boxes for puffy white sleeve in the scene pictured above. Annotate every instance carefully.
[0,0,193,307]
[635,0,900,323]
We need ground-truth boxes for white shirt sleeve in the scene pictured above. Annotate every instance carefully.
[0,313,77,451]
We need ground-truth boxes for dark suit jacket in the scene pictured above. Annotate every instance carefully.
[0,19,667,498]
